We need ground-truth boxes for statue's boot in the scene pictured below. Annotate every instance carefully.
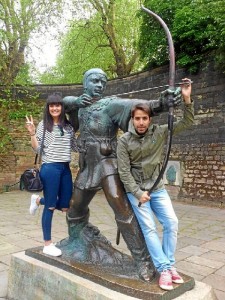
[57,211,90,250]
[59,211,155,281]
[59,211,134,268]
[116,214,156,282]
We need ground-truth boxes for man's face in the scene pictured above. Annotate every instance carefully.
[132,109,151,135]
[85,74,107,98]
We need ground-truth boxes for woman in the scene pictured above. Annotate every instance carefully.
[25,92,77,257]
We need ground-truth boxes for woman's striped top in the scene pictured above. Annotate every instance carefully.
[35,120,77,163]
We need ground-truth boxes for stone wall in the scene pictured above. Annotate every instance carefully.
[0,61,224,206]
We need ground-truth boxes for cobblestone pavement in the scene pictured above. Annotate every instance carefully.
[0,190,225,299]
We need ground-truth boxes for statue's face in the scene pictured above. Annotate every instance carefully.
[85,73,107,98]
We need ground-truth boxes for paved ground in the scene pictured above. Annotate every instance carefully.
[0,190,225,300]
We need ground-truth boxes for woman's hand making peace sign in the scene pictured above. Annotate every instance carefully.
[25,115,36,136]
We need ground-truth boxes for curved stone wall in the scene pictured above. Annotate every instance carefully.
[0,61,224,206]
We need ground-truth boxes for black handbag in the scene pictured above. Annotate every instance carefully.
[20,166,43,192]
[20,128,45,192]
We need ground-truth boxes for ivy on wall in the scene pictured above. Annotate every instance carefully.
[0,86,42,154]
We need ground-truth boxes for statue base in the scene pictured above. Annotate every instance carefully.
[7,251,217,300]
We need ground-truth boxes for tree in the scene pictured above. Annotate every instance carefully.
[0,0,63,86]
[40,0,142,83]
[139,0,225,73]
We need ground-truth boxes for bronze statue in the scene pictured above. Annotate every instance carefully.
[60,68,181,282]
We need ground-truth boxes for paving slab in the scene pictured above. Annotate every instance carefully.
[201,241,225,252]
[178,245,210,256]
[185,256,224,269]
[203,274,225,292]
[214,289,225,300]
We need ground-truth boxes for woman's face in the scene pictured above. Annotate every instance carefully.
[48,103,62,120]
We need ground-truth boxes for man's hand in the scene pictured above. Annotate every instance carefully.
[180,78,192,104]
[139,191,151,204]
[75,93,93,108]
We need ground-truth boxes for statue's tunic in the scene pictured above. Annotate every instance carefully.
[67,97,135,190]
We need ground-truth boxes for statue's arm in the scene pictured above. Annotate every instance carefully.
[107,88,182,132]
[107,98,164,132]
[63,96,80,112]
[63,96,80,131]
[148,99,163,116]
[149,87,182,115]
[63,94,93,131]
[64,94,93,111]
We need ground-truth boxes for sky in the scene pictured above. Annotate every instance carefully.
[30,36,58,72]
[28,1,91,74]
[28,18,68,74]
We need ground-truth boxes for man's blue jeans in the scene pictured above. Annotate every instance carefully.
[127,189,178,273]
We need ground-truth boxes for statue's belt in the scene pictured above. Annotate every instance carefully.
[78,136,117,156]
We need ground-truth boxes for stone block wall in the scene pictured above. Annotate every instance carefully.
[0,60,224,206]
[106,61,225,206]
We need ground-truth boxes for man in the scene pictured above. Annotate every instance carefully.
[63,68,182,282]
[117,79,193,290]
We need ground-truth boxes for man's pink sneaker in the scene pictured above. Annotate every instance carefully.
[170,267,184,284]
[159,269,173,290]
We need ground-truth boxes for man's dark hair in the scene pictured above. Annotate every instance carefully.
[131,103,151,118]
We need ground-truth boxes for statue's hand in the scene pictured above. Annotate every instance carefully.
[160,87,182,109]
[76,94,93,108]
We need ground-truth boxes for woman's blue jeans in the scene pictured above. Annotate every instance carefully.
[127,189,178,273]
[40,162,73,241]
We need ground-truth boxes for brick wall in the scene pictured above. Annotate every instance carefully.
[0,61,224,206]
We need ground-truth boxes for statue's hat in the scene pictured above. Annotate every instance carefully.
[83,68,107,87]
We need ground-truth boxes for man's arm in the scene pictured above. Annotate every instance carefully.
[117,138,151,204]
[172,79,194,134]
[117,135,144,200]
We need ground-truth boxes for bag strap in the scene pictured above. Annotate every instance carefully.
[34,125,46,166]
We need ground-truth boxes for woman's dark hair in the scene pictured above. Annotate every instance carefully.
[43,92,69,132]
[131,103,151,118]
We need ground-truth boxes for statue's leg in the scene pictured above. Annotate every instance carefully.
[102,174,156,282]
[67,187,96,237]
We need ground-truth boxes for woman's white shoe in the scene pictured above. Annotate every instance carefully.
[43,243,62,257]
[29,194,39,215]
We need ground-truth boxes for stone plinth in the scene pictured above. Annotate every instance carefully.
[7,252,217,300]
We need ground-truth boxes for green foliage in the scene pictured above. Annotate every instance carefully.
[40,0,143,83]
[41,17,114,83]
[13,64,34,86]
[139,0,225,72]
[0,88,40,153]
[0,123,13,153]
[0,0,64,85]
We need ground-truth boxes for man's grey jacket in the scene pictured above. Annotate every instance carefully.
[117,102,194,199]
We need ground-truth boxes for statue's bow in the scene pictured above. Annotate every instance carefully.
[138,6,176,206]
[116,6,176,243]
